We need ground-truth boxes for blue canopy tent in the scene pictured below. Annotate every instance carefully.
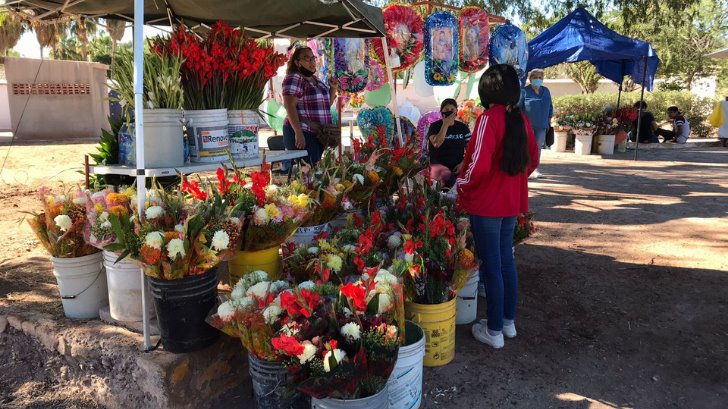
[527,7,660,156]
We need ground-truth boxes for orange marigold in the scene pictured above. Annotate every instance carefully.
[458,248,476,269]
[106,193,130,207]
[140,245,162,265]
[108,205,128,217]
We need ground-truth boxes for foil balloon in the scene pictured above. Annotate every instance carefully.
[425,11,459,86]
[364,84,392,107]
[459,7,489,73]
[413,61,434,97]
[488,23,529,85]
[417,110,442,154]
[357,107,395,145]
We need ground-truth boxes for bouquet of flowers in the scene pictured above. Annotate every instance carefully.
[158,22,285,110]
[457,99,485,126]
[514,212,536,245]
[340,151,386,208]
[596,112,620,136]
[270,279,400,400]
[551,114,574,131]
[106,183,242,279]
[615,107,638,131]
[283,235,358,284]
[27,187,99,258]
[84,188,135,250]
[291,151,350,226]
[210,270,291,361]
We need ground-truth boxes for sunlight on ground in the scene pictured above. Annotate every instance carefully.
[556,392,634,409]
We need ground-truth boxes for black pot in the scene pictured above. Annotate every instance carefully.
[149,268,219,353]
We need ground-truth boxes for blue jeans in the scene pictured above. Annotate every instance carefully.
[283,125,324,166]
[534,128,547,162]
[469,215,518,332]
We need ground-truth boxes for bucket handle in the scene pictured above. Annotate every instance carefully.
[60,267,104,300]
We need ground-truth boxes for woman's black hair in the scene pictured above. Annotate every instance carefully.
[286,46,313,74]
[478,64,530,176]
[440,98,457,111]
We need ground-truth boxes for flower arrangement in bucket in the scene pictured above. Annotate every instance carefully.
[27,187,100,259]
[84,189,136,250]
[270,278,400,401]
[290,151,351,227]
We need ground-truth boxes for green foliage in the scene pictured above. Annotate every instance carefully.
[553,91,716,138]
[564,61,602,94]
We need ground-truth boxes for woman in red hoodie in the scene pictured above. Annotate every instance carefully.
[456,64,539,349]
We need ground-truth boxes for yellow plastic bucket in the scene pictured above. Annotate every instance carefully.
[229,247,281,285]
[405,298,457,367]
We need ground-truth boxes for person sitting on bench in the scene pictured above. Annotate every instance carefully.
[655,106,691,144]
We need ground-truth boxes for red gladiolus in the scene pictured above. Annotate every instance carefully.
[404,238,423,255]
[216,168,230,195]
[341,282,367,311]
[271,333,305,356]
[181,176,208,200]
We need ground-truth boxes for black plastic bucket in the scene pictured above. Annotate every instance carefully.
[149,268,219,353]
[248,353,310,409]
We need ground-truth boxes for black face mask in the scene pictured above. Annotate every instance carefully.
[298,66,316,77]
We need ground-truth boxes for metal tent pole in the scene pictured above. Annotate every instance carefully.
[381,38,404,146]
[633,56,649,161]
[616,83,623,110]
[133,0,152,351]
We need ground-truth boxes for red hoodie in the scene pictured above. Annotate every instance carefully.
[456,104,539,217]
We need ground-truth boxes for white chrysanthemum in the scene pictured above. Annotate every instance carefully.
[99,211,109,222]
[144,232,164,249]
[217,301,236,320]
[246,281,271,299]
[340,322,361,341]
[100,221,112,229]
[262,305,283,325]
[72,196,87,206]
[387,234,402,249]
[174,224,185,233]
[307,246,319,255]
[166,238,186,259]
[298,281,315,290]
[270,280,289,293]
[253,208,269,225]
[231,285,246,300]
[145,206,164,220]
[211,230,230,251]
[297,341,317,364]
[323,349,346,372]
[327,254,343,271]
[353,174,365,185]
[54,215,73,232]
[375,269,398,286]
[378,293,392,314]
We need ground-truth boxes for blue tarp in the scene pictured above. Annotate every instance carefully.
[527,7,660,91]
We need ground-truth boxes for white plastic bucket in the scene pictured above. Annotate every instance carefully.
[186,109,229,163]
[312,385,388,409]
[597,134,616,155]
[291,223,330,244]
[574,129,593,155]
[228,110,260,159]
[103,251,145,322]
[387,321,425,409]
[554,130,569,152]
[51,252,108,319]
[456,269,479,325]
[143,109,185,168]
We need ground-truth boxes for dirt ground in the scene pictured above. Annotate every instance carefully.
[0,142,727,409]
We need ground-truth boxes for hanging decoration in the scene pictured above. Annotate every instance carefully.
[417,110,442,153]
[459,7,489,73]
[357,107,395,145]
[308,38,332,81]
[425,11,459,86]
[395,116,419,145]
[488,23,529,85]
[365,59,387,91]
[333,38,369,93]
[371,4,425,73]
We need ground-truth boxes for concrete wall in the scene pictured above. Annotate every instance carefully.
[0,81,10,131]
[5,57,109,141]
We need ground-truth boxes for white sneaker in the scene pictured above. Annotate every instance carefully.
[529,170,542,180]
[479,319,517,338]
[471,323,504,349]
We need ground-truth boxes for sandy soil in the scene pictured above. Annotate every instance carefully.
[1,142,727,408]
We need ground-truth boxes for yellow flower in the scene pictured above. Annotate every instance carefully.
[296,194,310,208]
[393,166,403,177]
[335,183,346,192]
[264,203,281,220]
[94,202,105,213]
[434,73,443,81]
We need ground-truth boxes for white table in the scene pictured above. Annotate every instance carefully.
[89,149,308,177]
